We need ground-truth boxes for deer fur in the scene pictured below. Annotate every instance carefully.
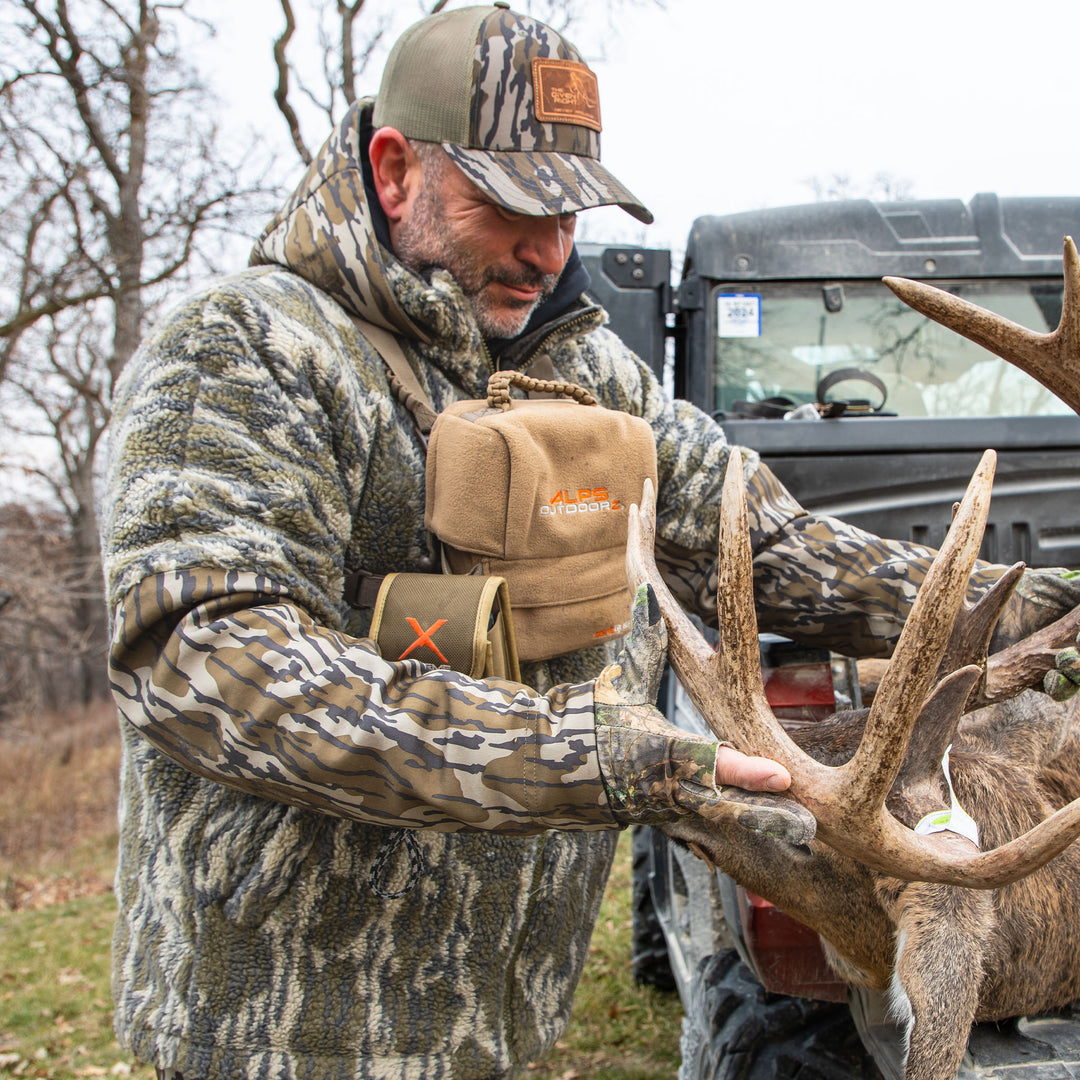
[639,238,1080,1080]
[630,238,1080,1078]
[665,690,1080,1080]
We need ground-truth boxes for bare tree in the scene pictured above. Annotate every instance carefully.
[0,0,266,709]
[0,502,88,720]
[805,171,915,203]
[272,0,392,165]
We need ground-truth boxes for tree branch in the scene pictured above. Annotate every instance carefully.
[273,0,312,165]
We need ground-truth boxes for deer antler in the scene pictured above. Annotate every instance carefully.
[883,240,1080,701]
[930,561,1080,709]
[974,605,1080,707]
[883,236,1080,413]
[627,454,1080,889]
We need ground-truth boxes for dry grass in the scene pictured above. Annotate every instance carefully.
[0,701,121,910]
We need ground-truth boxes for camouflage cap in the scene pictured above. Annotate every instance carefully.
[372,3,652,224]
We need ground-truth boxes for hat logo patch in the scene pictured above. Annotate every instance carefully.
[532,58,602,132]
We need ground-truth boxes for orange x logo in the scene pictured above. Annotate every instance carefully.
[399,617,449,663]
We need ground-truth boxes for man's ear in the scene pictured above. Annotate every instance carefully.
[369,127,422,229]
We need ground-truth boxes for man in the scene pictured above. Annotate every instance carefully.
[100,5,1080,1079]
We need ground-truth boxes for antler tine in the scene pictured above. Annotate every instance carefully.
[883,236,1080,413]
[710,453,809,763]
[839,450,997,812]
[939,562,1025,682]
[626,464,808,760]
[626,477,719,682]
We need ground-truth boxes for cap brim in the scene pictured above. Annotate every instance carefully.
[443,144,653,225]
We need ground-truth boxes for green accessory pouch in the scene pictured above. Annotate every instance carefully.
[369,571,521,683]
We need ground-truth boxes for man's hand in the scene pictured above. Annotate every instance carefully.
[714,743,791,791]
[594,583,814,844]
[995,567,1080,650]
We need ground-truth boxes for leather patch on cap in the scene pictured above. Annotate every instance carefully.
[532,58,602,132]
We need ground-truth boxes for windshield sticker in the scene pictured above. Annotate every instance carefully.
[718,293,761,337]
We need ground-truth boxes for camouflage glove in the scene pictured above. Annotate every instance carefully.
[990,567,1080,701]
[1045,638,1080,701]
[594,584,814,843]
[992,567,1080,650]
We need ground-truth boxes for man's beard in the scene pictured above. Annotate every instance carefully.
[394,184,557,339]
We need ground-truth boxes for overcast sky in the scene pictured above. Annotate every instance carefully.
[195,0,1078,259]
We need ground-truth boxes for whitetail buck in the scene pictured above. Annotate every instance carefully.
[629,238,1080,1080]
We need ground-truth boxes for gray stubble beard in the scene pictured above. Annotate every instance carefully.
[394,155,555,340]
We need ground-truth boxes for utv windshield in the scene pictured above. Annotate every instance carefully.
[713,279,1070,419]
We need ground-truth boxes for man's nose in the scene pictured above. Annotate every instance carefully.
[515,215,572,277]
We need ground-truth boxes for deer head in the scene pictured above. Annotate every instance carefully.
[626,238,1080,890]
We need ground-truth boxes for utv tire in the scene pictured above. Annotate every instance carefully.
[678,950,883,1080]
[630,825,676,992]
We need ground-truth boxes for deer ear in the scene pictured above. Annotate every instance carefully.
[892,667,980,821]
[877,880,994,1079]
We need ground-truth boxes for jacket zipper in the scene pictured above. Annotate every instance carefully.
[497,305,603,376]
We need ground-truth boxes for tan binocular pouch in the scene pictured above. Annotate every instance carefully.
[425,372,658,662]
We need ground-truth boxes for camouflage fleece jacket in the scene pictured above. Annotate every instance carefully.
[100,99,1004,1080]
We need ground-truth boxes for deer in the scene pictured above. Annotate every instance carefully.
[627,237,1080,1080]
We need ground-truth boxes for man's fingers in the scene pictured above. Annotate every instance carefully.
[714,744,791,792]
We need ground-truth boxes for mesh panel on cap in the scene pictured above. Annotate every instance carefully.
[372,6,490,145]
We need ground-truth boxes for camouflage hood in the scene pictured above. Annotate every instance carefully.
[250,99,425,340]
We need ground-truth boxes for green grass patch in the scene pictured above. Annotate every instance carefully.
[0,894,152,1080]
[0,831,682,1079]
